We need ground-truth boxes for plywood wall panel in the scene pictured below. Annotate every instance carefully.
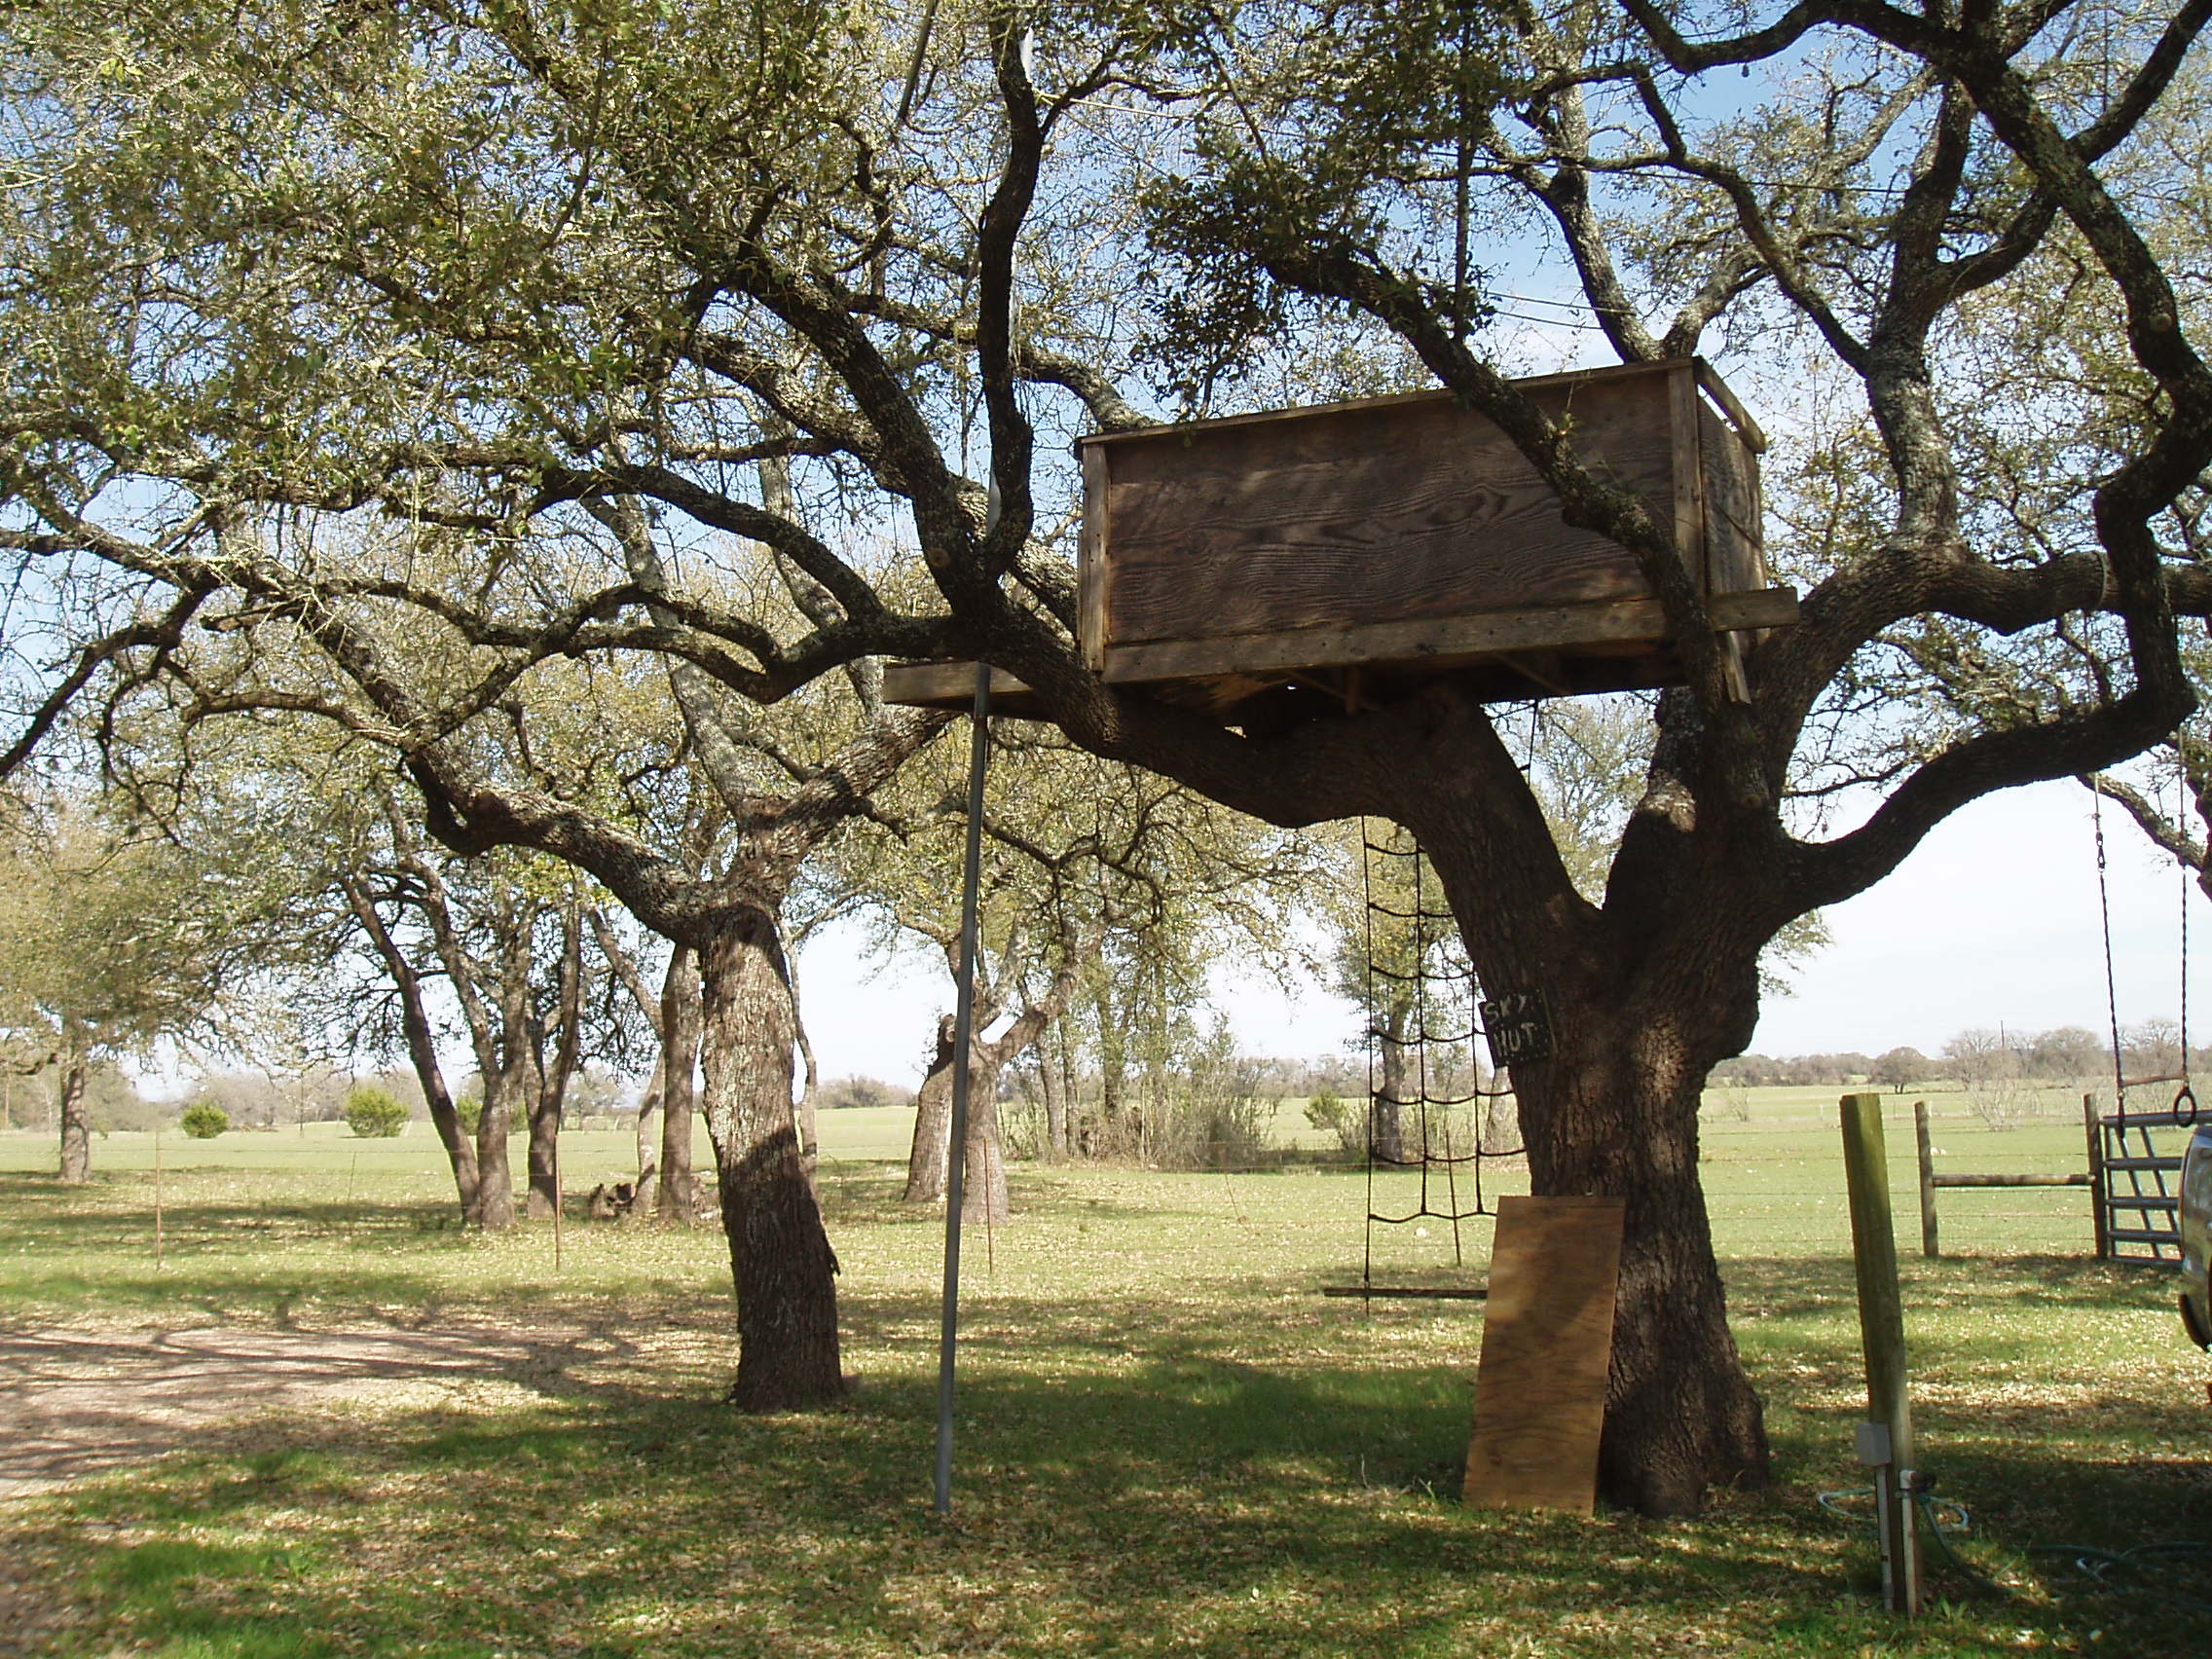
[1100,379,1680,647]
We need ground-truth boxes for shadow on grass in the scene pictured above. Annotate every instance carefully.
[18,1339,2212,1659]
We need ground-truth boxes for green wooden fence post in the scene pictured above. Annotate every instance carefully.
[1840,1091,1920,1615]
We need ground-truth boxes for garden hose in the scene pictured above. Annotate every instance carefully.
[2025,1541,2212,1614]
[1821,1479,2212,1611]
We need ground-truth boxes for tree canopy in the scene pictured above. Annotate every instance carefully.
[8,0,2212,1510]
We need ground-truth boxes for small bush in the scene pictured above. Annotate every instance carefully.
[178,1101,229,1139]
[1304,1088,1367,1159]
[456,1094,483,1133]
[345,1086,409,1139]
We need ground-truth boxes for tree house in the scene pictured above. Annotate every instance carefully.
[885,358,1794,723]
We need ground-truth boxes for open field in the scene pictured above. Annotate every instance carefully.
[1,1088,2207,1656]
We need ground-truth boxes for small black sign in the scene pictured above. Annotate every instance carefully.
[1480,989,1555,1069]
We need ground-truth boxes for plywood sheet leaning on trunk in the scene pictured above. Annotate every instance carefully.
[1463,1194,1626,1517]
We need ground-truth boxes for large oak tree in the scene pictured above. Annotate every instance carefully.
[9,0,2212,1510]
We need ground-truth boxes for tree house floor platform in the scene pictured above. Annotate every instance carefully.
[885,585,1798,722]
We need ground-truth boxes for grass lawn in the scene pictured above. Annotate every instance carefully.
[1,1088,2207,1656]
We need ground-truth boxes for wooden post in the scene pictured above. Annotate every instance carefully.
[1913,1100,1938,1260]
[1840,1093,1920,1616]
[552,1131,564,1274]
[2083,1093,2109,1261]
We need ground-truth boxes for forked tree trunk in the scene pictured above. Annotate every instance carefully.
[658,944,702,1221]
[905,1030,1013,1220]
[56,1051,89,1184]
[696,910,843,1411]
[904,1018,959,1203]
[1415,767,1771,1516]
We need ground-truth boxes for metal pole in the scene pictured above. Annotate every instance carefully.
[935,662,993,1516]
[1840,1092,1920,1615]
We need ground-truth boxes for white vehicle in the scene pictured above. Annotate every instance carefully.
[2181,1121,2212,1349]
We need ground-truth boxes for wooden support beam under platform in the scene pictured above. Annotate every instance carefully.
[881,585,1799,719]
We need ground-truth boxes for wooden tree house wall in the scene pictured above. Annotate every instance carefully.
[885,358,1797,723]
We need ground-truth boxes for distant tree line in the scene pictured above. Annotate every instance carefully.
[1713,1023,2207,1093]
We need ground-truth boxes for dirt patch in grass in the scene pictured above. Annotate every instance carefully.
[0,1312,730,1500]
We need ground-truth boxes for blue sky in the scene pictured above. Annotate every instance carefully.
[797,774,2206,1088]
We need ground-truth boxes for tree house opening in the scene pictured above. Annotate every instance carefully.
[886,357,1796,724]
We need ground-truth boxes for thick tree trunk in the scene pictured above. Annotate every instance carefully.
[1375,1025,1410,1164]
[961,1072,1011,1225]
[696,911,843,1411]
[525,1093,561,1220]
[903,1010,1017,1218]
[904,1018,958,1203]
[1040,1023,1070,1160]
[465,1083,516,1230]
[56,1051,89,1184]
[658,944,702,1221]
[1512,1007,1768,1515]
[1412,754,1772,1517]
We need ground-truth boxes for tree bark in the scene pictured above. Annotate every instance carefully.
[904,1033,1012,1215]
[696,909,844,1411]
[55,1049,89,1184]
[525,1088,560,1220]
[1375,1022,1411,1164]
[467,1088,516,1230]
[658,943,702,1221]
[904,1016,958,1203]
[1040,1019,1070,1161]
[339,873,479,1218]
[1421,794,1770,1516]
[1513,1006,1767,1516]
[634,1053,664,1208]
[961,1069,1010,1226]
[527,905,585,1221]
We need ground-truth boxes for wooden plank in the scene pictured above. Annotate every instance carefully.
[1695,356,1767,454]
[1915,1100,1938,1259]
[1099,587,1800,684]
[1079,444,1111,672]
[1463,1194,1625,1517]
[1075,356,1713,450]
[882,661,1035,710]
[1698,405,1766,590]
[1669,361,1709,596]
[1098,376,1679,646]
[1839,1092,1920,1616]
